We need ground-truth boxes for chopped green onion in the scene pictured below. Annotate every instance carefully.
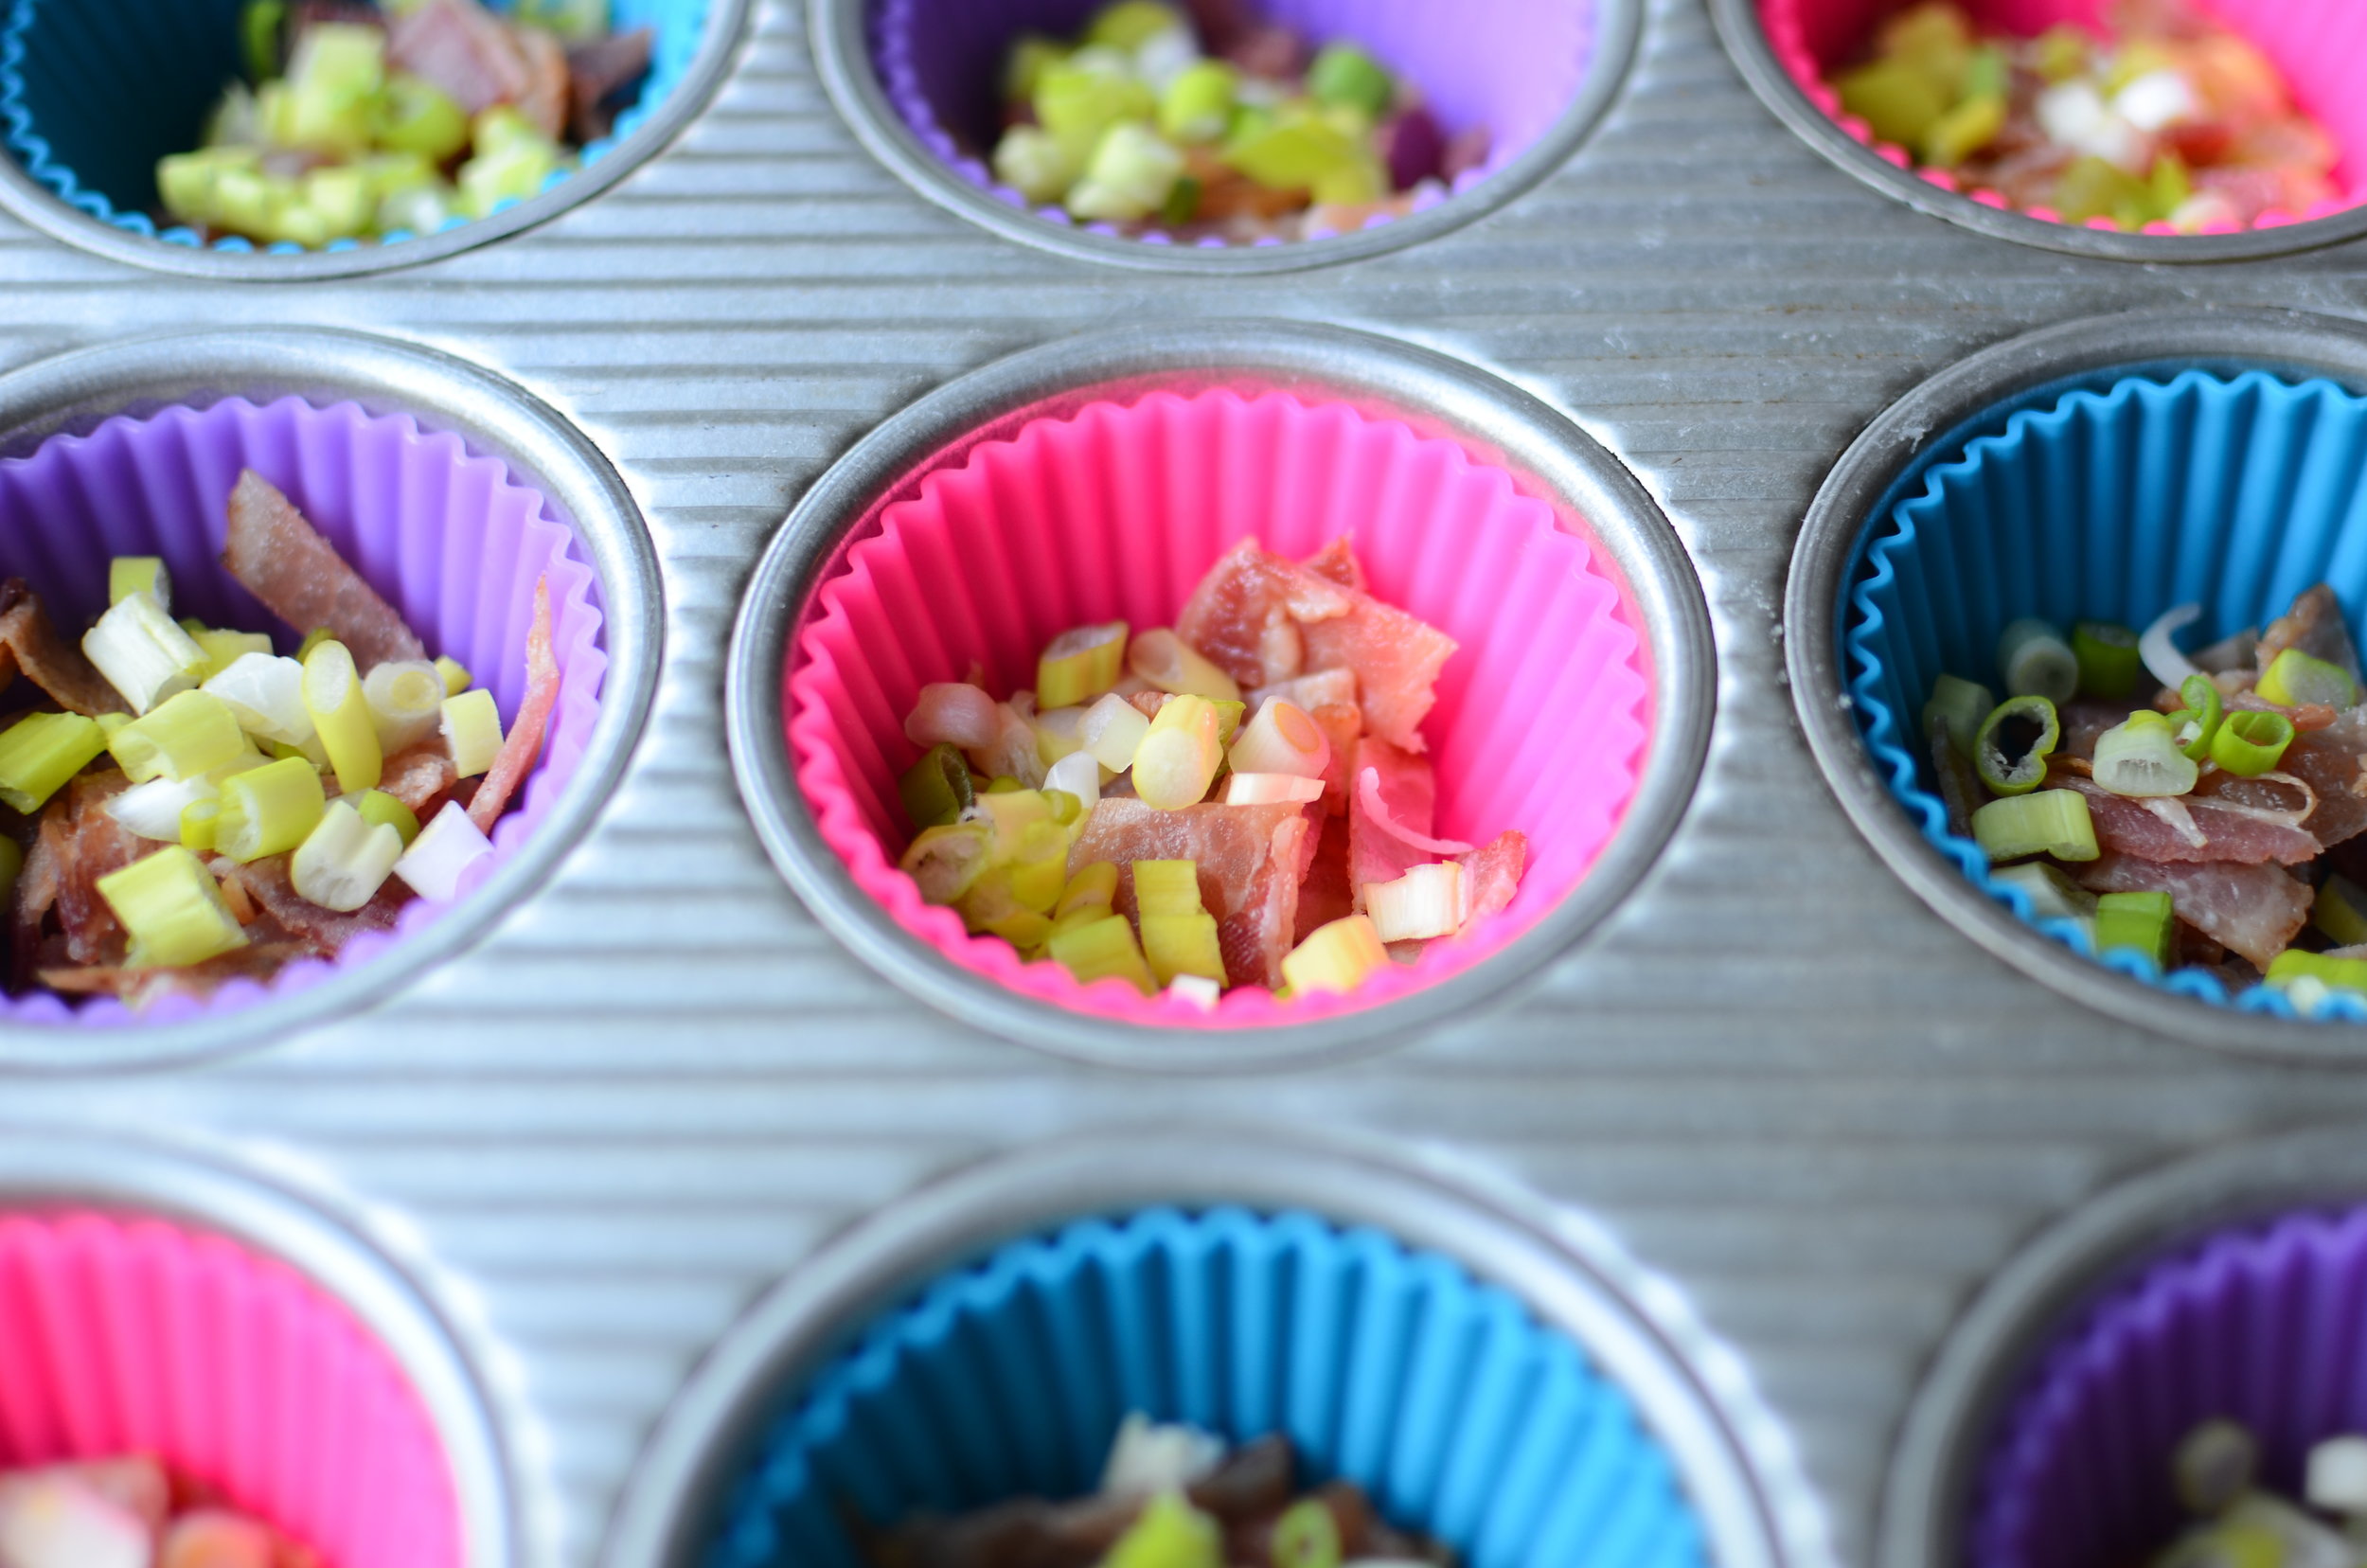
[83,591,208,715]
[1209,698,1245,745]
[899,822,993,903]
[1973,694,2060,796]
[2317,875,2367,948]
[1363,862,1464,943]
[391,800,493,902]
[180,799,220,852]
[1160,172,1201,226]
[363,660,445,751]
[2091,710,2198,797]
[1281,914,1388,997]
[241,0,286,82]
[1307,43,1395,119]
[1132,693,1223,811]
[1167,973,1221,1010]
[441,687,504,779]
[2257,648,2360,709]
[1141,911,1225,987]
[457,107,565,220]
[97,846,248,970]
[105,755,263,842]
[1042,787,1084,827]
[899,742,974,829]
[1038,620,1130,710]
[291,799,404,912]
[1132,859,1203,918]
[0,711,108,814]
[986,775,1024,794]
[214,755,327,864]
[352,789,421,846]
[1270,1498,1343,1568]
[1159,60,1237,144]
[1067,121,1185,223]
[1971,788,2098,863]
[1059,863,1119,918]
[2072,620,2142,698]
[294,627,335,663]
[991,126,1081,204]
[1102,1491,1222,1568]
[109,557,170,613]
[188,628,273,682]
[2211,708,2294,777]
[1130,629,1242,703]
[1043,749,1102,811]
[1034,50,1156,158]
[107,690,248,784]
[1991,861,2097,922]
[2267,949,2367,1001]
[203,652,314,747]
[374,71,470,161]
[434,655,472,697]
[2168,673,2223,760]
[2093,889,2174,969]
[302,639,382,794]
[1003,33,1068,102]
[1080,691,1151,772]
[1922,674,1994,760]
[1046,912,1157,995]
[1223,104,1366,193]
[1997,617,2078,703]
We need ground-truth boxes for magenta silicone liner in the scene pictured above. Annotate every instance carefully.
[866,0,1599,246]
[0,395,608,1028]
[783,384,1652,1029]
[1753,0,2367,234]
[1966,1201,2367,1568]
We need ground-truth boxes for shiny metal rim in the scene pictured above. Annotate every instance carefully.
[724,317,1717,1073]
[1784,305,2367,1064]
[0,0,753,281]
[1880,1121,2367,1568]
[1705,0,2367,264]
[0,327,664,1072]
[599,1123,1832,1568]
[0,1125,519,1568]
[808,0,1643,275]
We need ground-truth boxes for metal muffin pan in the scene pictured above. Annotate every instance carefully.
[9,0,2367,1565]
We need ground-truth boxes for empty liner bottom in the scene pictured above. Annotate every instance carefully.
[708,1207,1708,1568]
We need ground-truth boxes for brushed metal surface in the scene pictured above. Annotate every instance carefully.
[727,318,1716,1071]
[0,1,2362,1566]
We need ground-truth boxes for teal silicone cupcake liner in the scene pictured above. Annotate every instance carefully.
[1844,366,2367,1023]
[707,1206,1711,1568]
[0,0,712,255]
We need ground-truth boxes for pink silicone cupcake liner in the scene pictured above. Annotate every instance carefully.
[0,395,609,1028]
[785,386,1653,1028]
[0,1209,460,1568]
[1967,1203,2367,1568]
[869,0,1599,245]
[1755,0,2367,233]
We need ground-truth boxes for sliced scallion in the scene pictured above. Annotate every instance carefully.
[1363,862,1464,943]
[302,639,382,794]
[1281,914,1388,997]
[2211,709,2294,777]
[2316,875,2367,948]
[362,660,445,751]
[0,711,108,814]
[899,822,993,904]
[1141,911,1225,987]
[291,799,404,913]
[1998,617,2078,703]
[1058,862,1119,918]
[1129,629,1242,704]
[441,687,503,779]
[107,690,248,784]
[204,652,314,747]
[214,755,327,864]
[2139,602,2203,690]
[2267,948,2367,1002]
[1041,748,1102,811]
[1046,912,1156,995]
[1270,1498,1343,1568]
[2091,710,2198,797]
[96,846,247,969]
[1080,691,1151,772]
[82,591,207,715]
[2072,620,2142,698]
[1990,861,2097,922]
[1132,859,1203,918]
[352,789,421,846]
[1922,674,1994,760]
[1132,693,1222,811]
[180,798,220,852]
[108,557,170,613]
[188,627,273,681]
[2168,674,2223,760]
[434,654,472,697]
[1973,694,2060,796]
[2256,648,2360,709]
[1971,788,2098,863]
[391,800,493,902]
[1036,620,1129,710]
[2093,889,2174,969]
[899,742,974,829]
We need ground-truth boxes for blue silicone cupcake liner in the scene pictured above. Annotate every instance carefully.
[1844,366,2367,1024]
[707,1206,1711,1568]
[0,0,711,256]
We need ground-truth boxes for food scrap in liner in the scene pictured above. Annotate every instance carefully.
[863,1413,1453,1568]
[2150,1418,2367,1568]
[896,536,1524,1007]
[0,1452,319,1568]
[155,0,657,247]
[1825,0,2337,232]
[984,0,1486,243]
[0,469,560,1009]
[1922,583,2367,1012]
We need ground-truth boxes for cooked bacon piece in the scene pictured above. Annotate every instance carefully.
[223,471,425,669]
[0,579,126,716]
[1177,539,1353,690]
[39,945,308,1005]
[2056,698,2133,761]
[2228,689,2338,731]
[469,577,559,833]
[1299,588,1455,752]
[11,814,60,989]
[1294,811,1354,941]
[2285,704,2367,847]
[2257,582,2362,685]
[2072,853,2312,970]
[567,27,654,143]
[380,742,458,816]
[1455,830,1526,934]
[2047,768,2319,864]
[1301,536,1366,592]
[1308,700,1361,813]
[1929,718,1981,839]
[388,0,531,116]
[162,1508,291,1568]
[49,771,143,965]
[1069,797,1307,988]
[511,22,570,141]
[1347,736,1442,905]
[0,1457,168,1533]
[214,855,405,958]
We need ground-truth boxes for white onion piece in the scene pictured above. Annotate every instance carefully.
[103,754,264,843]
[205,652,314,746]
[1098,1413,1224,1498]
[1229,699,1329,779]
[1363,862,1464,942]
[393,801,493,902]
[1223,772,1325,806]
[903,682,999,749]
[2140,603,2204,691]
[0,1475,150,1568]
[1166,974,1220,1011]
[1079,691,1149,772]
[1042,749,1102,810]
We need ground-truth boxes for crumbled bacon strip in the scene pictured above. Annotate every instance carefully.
[381,742,459,816]
[223,470,425,669]
[0,578,127,716]
[469,576,559,834]
[388,0,531,116]
[512,22,571,141]
[567,27,654,143]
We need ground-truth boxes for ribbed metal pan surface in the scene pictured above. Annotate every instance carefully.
[9,1,2367,1567]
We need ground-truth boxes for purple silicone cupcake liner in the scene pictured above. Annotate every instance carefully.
[869,0,1598,246]
[1968,1203,2367,1568]
[0,394,608,1028]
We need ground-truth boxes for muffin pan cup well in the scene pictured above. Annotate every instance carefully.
[1881,1121,2367,1568]
[725,318,1715,1073]
[0,327,660,1071]
[599,1124,1827,1568]
[0,1124,515,1568]
[0,0,752,278]
[1785,304,2367,1064]
[1708,0,2367,263]
[809,0,1642,272]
